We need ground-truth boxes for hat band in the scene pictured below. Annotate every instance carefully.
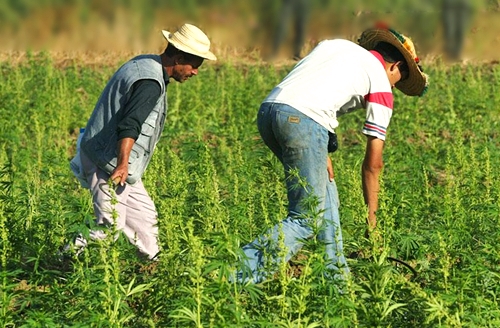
[388,28,419,64]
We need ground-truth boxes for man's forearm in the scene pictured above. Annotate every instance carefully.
[117,138,135,168]
[362,136,384,230]
[362,164,380,229]
[110,137,135,186]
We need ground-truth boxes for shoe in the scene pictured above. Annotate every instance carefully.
[59,234,88,259]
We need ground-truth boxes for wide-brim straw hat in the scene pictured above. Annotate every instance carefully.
[162,24,217,61]
[358,26,428,96]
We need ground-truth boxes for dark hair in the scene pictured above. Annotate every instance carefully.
[373,42,406,64]
[374,41,409,79]
[164,43,203,65]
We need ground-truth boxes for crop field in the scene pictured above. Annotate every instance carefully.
[0,50,499,327]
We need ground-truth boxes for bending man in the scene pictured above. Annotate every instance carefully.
[238,26,428,283]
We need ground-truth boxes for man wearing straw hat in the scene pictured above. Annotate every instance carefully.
[236,25,428,283]
[66,24,216,260]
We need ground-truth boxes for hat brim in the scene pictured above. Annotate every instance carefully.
[162,30,217,61]
[359,29,427,97]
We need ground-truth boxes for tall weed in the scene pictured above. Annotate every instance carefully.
[0,54,499,326]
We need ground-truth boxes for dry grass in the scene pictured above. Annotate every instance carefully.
[0,5,499,66]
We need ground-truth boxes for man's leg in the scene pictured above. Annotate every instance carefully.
[63,152,129,255]
[67,152,158,259]
[239,103,336,283]
[121,180,159,260]
[319,179,349,276]
[280,108,348,276]
[276,105,328,217]
[240,216,314,283]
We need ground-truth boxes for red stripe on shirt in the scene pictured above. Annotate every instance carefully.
[364,92,394,109]
[369,50,385,68]
[364,122,386,135]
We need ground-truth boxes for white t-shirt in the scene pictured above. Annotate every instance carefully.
[263,39,394,140]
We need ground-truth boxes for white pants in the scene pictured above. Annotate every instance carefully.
[77,151,159,259]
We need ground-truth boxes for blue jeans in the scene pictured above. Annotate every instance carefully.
[238,102,348,283]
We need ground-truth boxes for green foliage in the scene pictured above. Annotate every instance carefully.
[0,53,500,326]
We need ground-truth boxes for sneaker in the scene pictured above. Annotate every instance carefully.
[59,234,88,259]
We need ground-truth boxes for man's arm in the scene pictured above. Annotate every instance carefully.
[110,137,135,186]
[117,79,161,141]
[111,79,162,186]
[362,135,384,230]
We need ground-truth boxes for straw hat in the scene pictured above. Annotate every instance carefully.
[162,24,217,61]
[358,26,428,96]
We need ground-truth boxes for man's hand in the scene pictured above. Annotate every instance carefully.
[327,156,334,181]
[110,165,128,187]
[110,137,135,187]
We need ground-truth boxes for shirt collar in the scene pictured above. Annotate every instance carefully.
[369,50,385,68]
[162,66,169,85]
